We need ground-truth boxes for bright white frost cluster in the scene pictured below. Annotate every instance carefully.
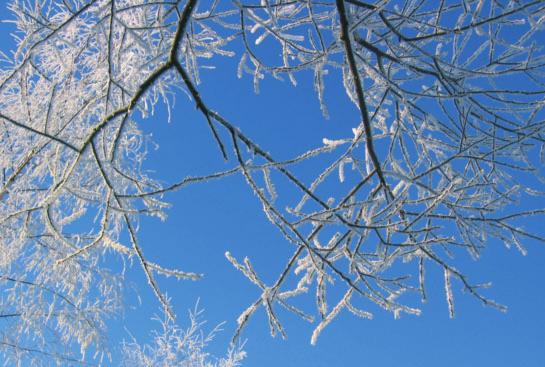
[0,0,545,365]
[121,306,245,367]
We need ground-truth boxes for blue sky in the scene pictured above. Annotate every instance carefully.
[1,1,545,366]
[118,50,545,366]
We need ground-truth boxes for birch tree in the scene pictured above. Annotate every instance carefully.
[121,306,246,367]
[1,0,544,364]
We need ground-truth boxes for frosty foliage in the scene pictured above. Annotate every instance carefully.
[0,0,545,364]
[121,307,246,367]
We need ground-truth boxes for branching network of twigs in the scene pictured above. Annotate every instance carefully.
[1,0,544,364]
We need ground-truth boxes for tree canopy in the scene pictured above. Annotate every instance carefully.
[1,0,545,364]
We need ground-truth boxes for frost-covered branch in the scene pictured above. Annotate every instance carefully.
[1,0,545,364]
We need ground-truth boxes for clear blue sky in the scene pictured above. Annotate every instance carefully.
[2,2,545,366]
[120,50,545,366]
